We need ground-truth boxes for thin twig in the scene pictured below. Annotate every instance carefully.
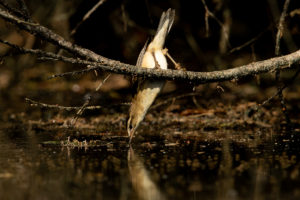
[0,0,27,20]
[255,67,300,109]
[70,95,92,126]
[274,0,291,124]
[275,0,290,56]
[229,27,270,54]
[69,72,112,125]
[96,73,111,91]
[26,98,130,111]
[121,4,128,32]
[0,39,74,61]
[25,98,102,111]
[16,0,31,21]
[70,0,107,36]
[200,0,231,48]
[204,7,209,37]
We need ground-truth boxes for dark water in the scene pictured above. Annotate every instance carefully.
[0,126,300,200]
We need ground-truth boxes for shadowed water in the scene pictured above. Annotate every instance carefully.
[0,126,300,200]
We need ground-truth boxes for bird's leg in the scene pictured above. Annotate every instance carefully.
[163,48,186,70]
[151,52,161,69]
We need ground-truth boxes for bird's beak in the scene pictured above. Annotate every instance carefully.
[129,129,135,144]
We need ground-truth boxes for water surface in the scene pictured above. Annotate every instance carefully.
[0,125,300,200]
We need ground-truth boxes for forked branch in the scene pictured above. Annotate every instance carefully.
[0,6,299,85]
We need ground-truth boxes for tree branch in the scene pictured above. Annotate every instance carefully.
[53,50,299,84]
[0,6,299,85]
[70,0,107,36]
[0,7,107,62]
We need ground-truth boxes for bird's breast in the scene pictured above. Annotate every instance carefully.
[154,50,168,69]
[141,50,167,70]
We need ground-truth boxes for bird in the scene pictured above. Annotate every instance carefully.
[127,8,175,143]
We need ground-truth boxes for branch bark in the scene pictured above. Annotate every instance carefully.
[0,6,299,84]
[49,50,300,84]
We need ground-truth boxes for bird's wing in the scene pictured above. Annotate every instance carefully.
[136,39,149,67]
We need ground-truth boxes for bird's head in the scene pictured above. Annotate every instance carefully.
[127,113,142,143]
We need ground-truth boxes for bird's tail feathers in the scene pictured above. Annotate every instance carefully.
[150,8,175,49]
[156,8,175,35]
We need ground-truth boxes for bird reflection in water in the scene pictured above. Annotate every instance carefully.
[128,147,165,200]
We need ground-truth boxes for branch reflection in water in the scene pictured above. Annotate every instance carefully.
[128,147,165,200]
